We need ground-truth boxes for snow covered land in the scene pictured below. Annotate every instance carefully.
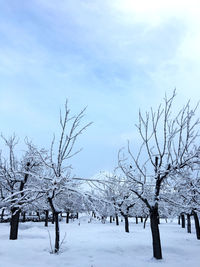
[0,216,199,267]
[1,1,200,266]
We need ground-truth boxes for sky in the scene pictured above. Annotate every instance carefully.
[0,0,200,178]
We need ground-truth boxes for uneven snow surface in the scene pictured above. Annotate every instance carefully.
[0,217,199,267]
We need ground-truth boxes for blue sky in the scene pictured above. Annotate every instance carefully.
[0,0,200,177]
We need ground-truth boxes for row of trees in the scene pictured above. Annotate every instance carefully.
[0,91,199,261]
[89,91,200,259]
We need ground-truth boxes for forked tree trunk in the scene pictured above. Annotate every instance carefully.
[187,214,191,233]
[181,214,185,228]
[116,215,119,226]
[124,215,129,233]
[66,212,69,224]
[193,211,200,240]
[10,208,20,240]
[150,207,162,260]
[45,210,49,227]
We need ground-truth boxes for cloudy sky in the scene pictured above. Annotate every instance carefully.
[0,0,200,177]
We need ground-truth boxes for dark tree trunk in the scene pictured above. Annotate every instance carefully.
[10,208,20,240]
[9,162,30,239]
[37,212,40,221]
[1,209,5,222]
[48,197,60,253]
[193,211,200,240]
[116,215,119,226]
[54,212,60,253]
[143,215,148,229]
[66,212,69,224]
[181,214,185,228]
[150,207,162,260]
[141,217,143,223]
[22,212,26,223]
[113,217,115,221]
[52,213,55,224]
[76,212,79,219]
[187,214,191,233]
[110,216,112,223]
[45,210,49,227]
[124,215,129,233]
[136,216,138,224]
[178,216,180,225]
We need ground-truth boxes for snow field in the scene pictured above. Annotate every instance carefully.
[0,217,199,267]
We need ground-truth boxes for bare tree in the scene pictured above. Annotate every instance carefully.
[30,100,92,253]
[118,91,200,259]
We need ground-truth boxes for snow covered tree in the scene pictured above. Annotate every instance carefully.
[118,91,200,259]
[28,101,92,253]
[0,135,43,239]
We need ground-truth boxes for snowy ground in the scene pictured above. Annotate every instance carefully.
[0,216,199,267]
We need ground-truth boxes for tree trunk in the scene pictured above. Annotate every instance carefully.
[37,212,40,221]
[136,216,138,224]
[76,212,79,219]
[110,216,112,223]
[116,215,119,226]
[66,212,69,224]
[52,213,55,224]
[150,207,162,260]
[140,217,143,223]
[10,208,20,240]
[181,214,185,228]
[143,215,148,229]
[45,210,49,227]
[1,209,5,222]
[124,215,129,233]
[22,212,26,223]
[54,212,60,253]
[193,211,200,240]
[178,216,180,225]
[187,214,191,233]
[48,197,60,253]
